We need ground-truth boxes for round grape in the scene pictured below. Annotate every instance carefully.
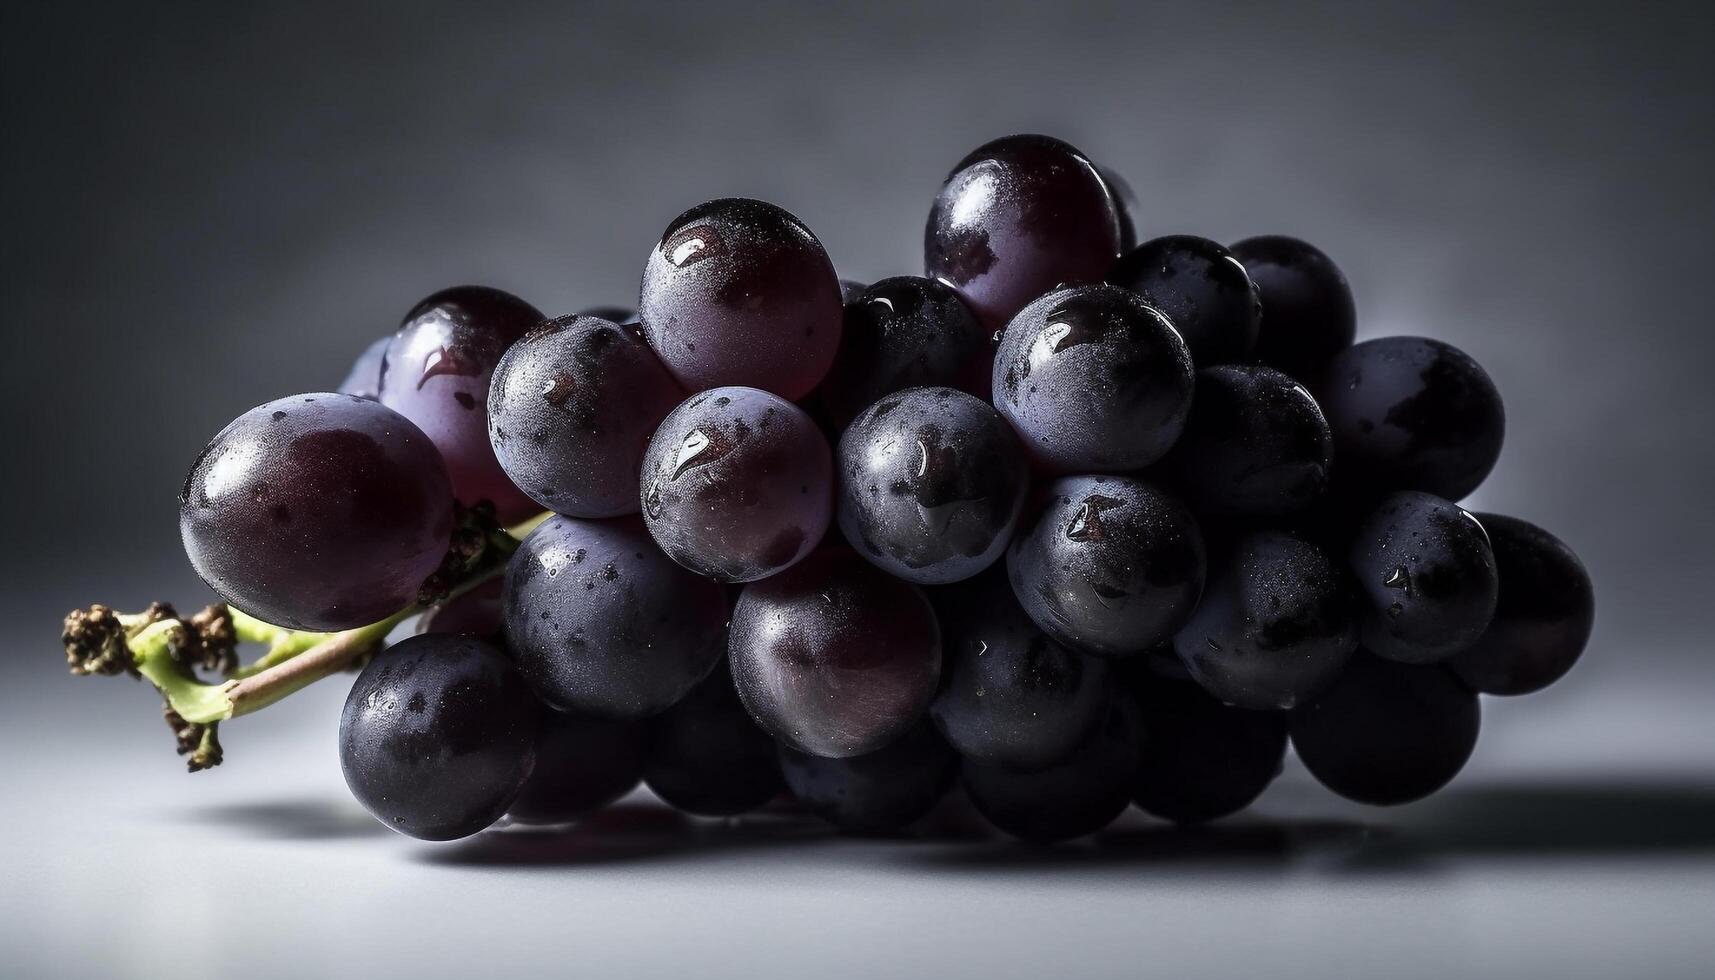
[1349,492,1498,664]
[644,663,784,816]
[1160,364,1332,517]
[778,719,957,835]
[818,276,991,428]
[338,335,390,399]
[1131,675,1287,824]
[1108,235,1261,365]
[962,697,1141,843]
[508,710,648,825]
[1229,235,1356,381]
[1449,514,1595,695]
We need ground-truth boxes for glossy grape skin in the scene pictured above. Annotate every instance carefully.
[638,198,842,401]
[502,515,728,717]
[1108,235,1261,365]
[1096,165,1141,252]
[644,664,784,816]
[1160,364,1333,517]
[418,579,503,637]
[1172,531,1358,710]
[992,283,1194,473]
[574,305,636,324]
[508,710,648,824]
[339,634,541,841]
[1289,651,1480,806]
[640,387,832,582]
[1349,492,1499,664]
[1450,514,1595,695]
[1007,475,1206,658]
[338,335,390,399]
[818,276,991,428]
[778,720,957,835]
[1228,236,1356,380]
[962,697,1141,843]
[1316,336,1505,502]
[930,570,1113,770]
[487,315,684,518]
[836,387,1028,585]
[925,134,1122,331]
[1131,676,1288,824]
[180,393,453,631]
[379,285,545,522]
[729,549,942,758]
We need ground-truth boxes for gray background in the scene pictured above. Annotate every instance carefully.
[3,2,1712,978]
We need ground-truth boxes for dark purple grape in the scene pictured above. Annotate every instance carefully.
[1349,492,1498,664]
[1289,652,1480,806]
[339,633,541,840]
[1172,531,1358,710]
[1007,475,1206,658]
[729,549,941,757]
[379,285,545,522]
[502,515,728,717]
[1449,514,1595,695]
[179,393,452,631]
[1160,364,1332,517]
[1108,235,1261,365]
[418,579,503,637]
[574,304,636,324]
[338,335,390,399]
[644,664,783,816]
[1096,165,1141,252]
[1316,336,1505,502]
[508,710,648,824]
[1229,235,1355,381]
[925,135,1122,331]
[640,386,832,582]
[487,315,684,518]
[992,283,1194,473]
[962,697,1141,843]
[1131,676,1287,824]
[818,276,991,428]
[930,570,1113,770]
[836,387,1028,585]
[778,719,957,835]
[638,198,842,401]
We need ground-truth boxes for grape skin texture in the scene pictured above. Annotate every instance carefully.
[638,198,843,401]
[1449,514,1595,695]
[503,516,727,718]
[1289,652,1480,806]
[777,719,957,835]
[836,387,1028,585]
[1229,236,1356,380]
[1131,676,1288,824]
[925,134,1122,331]
[1107,234,1262,366]
[1007,475,1206,658]
[508,709,648,825]
[1160,364,1333,517]
[380,285,545,522]
[487,315,684,518]
[818,276,992,429]
[992,283,1194,473]
[1349,491,1498,664]
[962,697,1142,843]
[338,634,541,841]
[179,393,453,631]
[644,663,784,816]
[640,386,832,583]
[729,549,942,758]
[1172,531,1358,710]
[338,335,390,399]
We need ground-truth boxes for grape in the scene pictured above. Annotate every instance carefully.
[778,719,957,835]
[1159,364,1332,517]
[1229,235,1356,381]
[836,387,1028,585]
[487,315,684,518]
[379,285,545,522]
[992,283,1194,473]
[1349,492,1498,664]
[1096,165,1140,252]
[1289,651,1480,806]
[502,515,728,717]
[1007,475,1206,658]
[644,663,784,816]
[1131,675,1287,824]
[637,198,843,401]
[338,633,541,840]
[1315,336,1505,502]
[574,304,636,324]
[179,393,452,631]
[338,335,390,399]
[640,386,832,582]
[925,135,1122,331]
[930,570,1113,770]
[1172,531,1358,710]
[418,579,504,637]
[818,276,991,428]
[1449,514,1594,695]
[729,548,941,757]
[1107,235,1261,365]
[962,697,1141,843]
[508,710,648,825]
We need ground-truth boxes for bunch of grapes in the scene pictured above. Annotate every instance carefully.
[62,134,1594,845]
